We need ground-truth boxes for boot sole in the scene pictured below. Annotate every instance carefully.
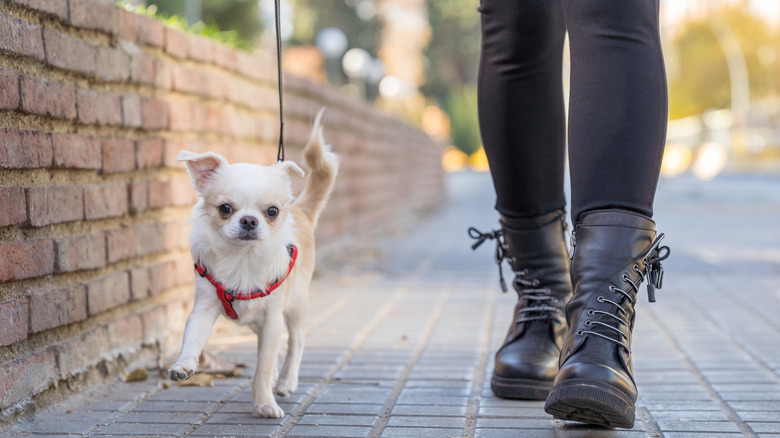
[544,380,635,428]
[491,374,552,400]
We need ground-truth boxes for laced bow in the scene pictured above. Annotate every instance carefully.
[514,270,561,323]
[468,227,509,292]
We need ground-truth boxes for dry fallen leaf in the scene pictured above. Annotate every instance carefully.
[123,368,148,382]
[177,373,214,387]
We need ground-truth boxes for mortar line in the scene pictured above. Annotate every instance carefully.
[461,287,497,438]
[366,282,453,438]
[645,305,758,438]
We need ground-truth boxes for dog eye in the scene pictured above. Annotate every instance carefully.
[266,206,279,218]
[218,203,232,216]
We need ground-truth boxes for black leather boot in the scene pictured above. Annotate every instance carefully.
[544,209,670,428]
[471,209,572,400]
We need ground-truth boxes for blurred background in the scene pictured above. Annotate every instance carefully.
[121,0,780,180]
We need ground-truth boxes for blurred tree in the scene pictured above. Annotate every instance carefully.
[446,85,481,155]
[148,0,263,43]
[668,5,780,120]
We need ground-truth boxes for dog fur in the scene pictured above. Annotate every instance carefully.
[168,109,338,418]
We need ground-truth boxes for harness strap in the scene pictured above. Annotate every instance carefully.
[195,244,298,320]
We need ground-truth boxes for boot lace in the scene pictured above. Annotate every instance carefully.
[468,227,510,292]
[579,234,671,351]
[514,270,561,323]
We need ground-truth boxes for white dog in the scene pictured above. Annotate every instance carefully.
[169,109,338,418]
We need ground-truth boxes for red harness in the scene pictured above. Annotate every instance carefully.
[194,244,298,320]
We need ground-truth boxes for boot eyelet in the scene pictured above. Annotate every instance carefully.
[587,310,595,316]
[597,296,605,302]
[584,320,592,326]
[576,330,584,336]
[622,274,630,282]
[608,285,616,292]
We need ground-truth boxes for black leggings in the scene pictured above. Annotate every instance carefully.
[478,0,667,222]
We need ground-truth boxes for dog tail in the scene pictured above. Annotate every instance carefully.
[295,108,339,226]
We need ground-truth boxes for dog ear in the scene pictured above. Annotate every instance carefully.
[276,161,305,178]
[177,151,228,191]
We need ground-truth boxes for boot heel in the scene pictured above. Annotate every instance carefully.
[490,374,552,400]
[544,380,635,428]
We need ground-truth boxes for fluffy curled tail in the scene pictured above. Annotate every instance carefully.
[295,108,339,226]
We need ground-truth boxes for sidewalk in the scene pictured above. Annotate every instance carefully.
[5,171,780,438]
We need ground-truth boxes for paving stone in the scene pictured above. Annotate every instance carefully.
[189,423,277,437]
[296,414,376,426]
[656,420,743,433]
[94,421,191,435]
[381,427,464,437]
[386,415,464,428]
[286,424,372,437]
[304,403,383,415]
[475,428,554,438]
[391,404,466,417]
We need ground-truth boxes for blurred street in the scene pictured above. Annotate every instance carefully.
[5,170,780,438]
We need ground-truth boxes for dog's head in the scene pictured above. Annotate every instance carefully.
[177,151,304,245]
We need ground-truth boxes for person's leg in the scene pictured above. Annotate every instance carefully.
[545,0,670,428]
[475,0,572,401]
[565,0,667,222]
[478,0,566,218]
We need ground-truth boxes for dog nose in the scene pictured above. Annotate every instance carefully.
[240,216,258,230]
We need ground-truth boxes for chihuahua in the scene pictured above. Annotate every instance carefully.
[169,109,338,418]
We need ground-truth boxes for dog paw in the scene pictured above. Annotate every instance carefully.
[252,402,284,418]
[168,364,196,381]
[274,378,297,397]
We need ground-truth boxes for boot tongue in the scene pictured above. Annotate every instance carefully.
[572,210,656,293]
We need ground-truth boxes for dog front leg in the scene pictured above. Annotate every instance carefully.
[169,305,220,381]
[275,306,306,397]
[251,312,285,418]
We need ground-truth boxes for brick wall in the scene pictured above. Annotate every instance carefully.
[0,0,445,419]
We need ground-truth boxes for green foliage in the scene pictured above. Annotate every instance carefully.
[668,6,780,119]
[122,1,259,51]
[446,85,481,155]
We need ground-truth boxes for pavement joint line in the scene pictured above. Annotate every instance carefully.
[366,282,454,438]
[76,378,169,438]
[461,287,497,438]
[271,258,435,437]
[645,305,760,438]
[696,275,780,383]
[178,379,253,437]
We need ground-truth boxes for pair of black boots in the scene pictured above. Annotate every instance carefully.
[471,209,669,428]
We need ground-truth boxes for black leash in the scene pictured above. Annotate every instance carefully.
[274,0,285,163]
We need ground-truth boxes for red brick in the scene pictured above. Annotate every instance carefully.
[130,267,150,300]
[213,43,238,70]
[148,180,172,209]
[153,57,172,89]
[69,0,118,34]
[136,138,163,169]
[119,8,139,41]
[137,14,163,47]
[28,286,87,333]
[77,89,122,126]
[102,139,136,173]
[96,47,130,82]
[43,28,96,76]
[0,240,54,283]
[26,186,83,226]
[0,299,28,346]
[168,100,193,132]
[54,327,108,379]
[0,69,19,110]
[107,314,143,352]
[149,261,174,296]
[164,221,190,251]
[174,258,194,286]
[171,177,195,206]
[129,180,148,214]
[84,183,128,220]
[10,0,69,20]
[163,27,189,59]
[129,52,155,84]
[51,133,102,169]
[87,271,130,315]
[105,227,135,263]
[236,51,266,81]
[0,350,56,409]
[171,65,206,95]
[141,97,169,130]
[188,35,215,64]
[0,13,45,61]
[19,75,77,119]
[55,233,106,272]
[0,187,27,227]
[121,93,142,128]
[0,129,52,169]
[136,223,165,256]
